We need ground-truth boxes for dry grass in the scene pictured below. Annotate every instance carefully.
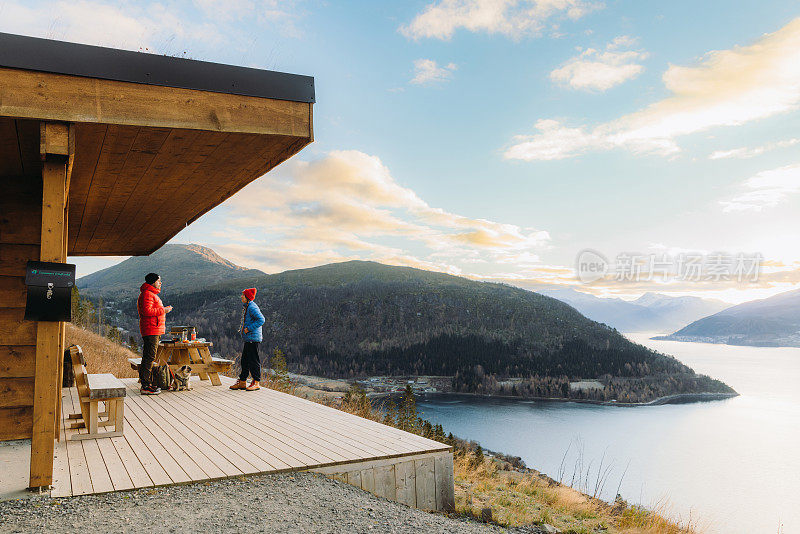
[65,324,139,378]
[453,452,705,534]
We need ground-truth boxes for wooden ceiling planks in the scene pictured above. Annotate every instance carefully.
[195,134,309,223]
[0,118,23,177]
[92,127,202,254]
[14,119,41,178]
[7,123,311,256]
[133,132,267,251]
[71,125,140,253]
[67,123,107,253]
[107,130,234,255]
[85,126,172,253]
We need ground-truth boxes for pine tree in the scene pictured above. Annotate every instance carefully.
[106,326,121,344]
[422,420,433,439]
[271,348,290,389]
[128,336,139,353]
[382,399,398,427]
[470,444,485,469]
[398,385,417,431]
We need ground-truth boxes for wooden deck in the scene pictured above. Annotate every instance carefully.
[51,375,452,506]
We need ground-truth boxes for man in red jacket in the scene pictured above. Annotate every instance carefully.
[137,273,173,395]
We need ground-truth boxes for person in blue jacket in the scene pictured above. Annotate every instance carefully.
[230,287,265,391]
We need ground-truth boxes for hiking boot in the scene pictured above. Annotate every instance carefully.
[229,380,247,390]
[141,385,160,395]
[246,381,261,391]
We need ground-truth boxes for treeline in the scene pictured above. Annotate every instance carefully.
[293,334,691,380]
[451,371,733,403]
[72,287,139,352]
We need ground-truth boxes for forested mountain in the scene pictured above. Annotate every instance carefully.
[78,243,264,297]
[537,287,729,333]
[658,288,800,347]
[97,258,733,402]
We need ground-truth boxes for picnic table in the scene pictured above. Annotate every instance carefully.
[129,341,233,386]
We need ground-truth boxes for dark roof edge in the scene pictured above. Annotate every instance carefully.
[0,32,314,103]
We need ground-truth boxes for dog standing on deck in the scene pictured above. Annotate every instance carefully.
[171,365,192,391]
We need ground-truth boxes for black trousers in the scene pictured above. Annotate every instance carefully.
[239,341,261,382]
[140,335,159,388]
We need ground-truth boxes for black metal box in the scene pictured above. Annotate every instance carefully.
[24,261,76,322]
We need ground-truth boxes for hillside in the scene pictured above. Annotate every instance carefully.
[98,257,733,403]
[77,243,264,297]
[537,287,729,333]
[658,288,800,347]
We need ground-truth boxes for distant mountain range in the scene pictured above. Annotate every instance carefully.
[77,244,734,403]
[536,287,729,334]
[656,288,800,347]
[78,244,264,297]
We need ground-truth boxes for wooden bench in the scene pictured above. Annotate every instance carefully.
[67,345,126,441]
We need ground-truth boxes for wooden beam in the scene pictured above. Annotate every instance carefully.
[0,67,312,137]
[39,122,69,158]
[29,120,71,489]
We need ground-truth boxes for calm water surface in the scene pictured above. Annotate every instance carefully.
[416,333,800,534]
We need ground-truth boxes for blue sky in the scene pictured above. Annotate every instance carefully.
[3,0,799,303]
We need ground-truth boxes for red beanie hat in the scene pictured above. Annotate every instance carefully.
[242,288,257,301]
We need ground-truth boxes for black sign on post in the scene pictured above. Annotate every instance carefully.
[24,261,76,322]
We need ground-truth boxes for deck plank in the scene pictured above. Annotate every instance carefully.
[202,379,413,454]
[198,385,371,463]
[213,377,447,456]
[122,383,221,481]
[109,434,153,489]
[55,379,450,499]
[63,388,94,495]
[119,424,172,487]
[131,386,245,478]
[95,437,134,491]
[235,377,447,450]
[236,386,411,455]
[175,383,345,463]
[154,389,272,473]
[117,390,192,484]
[81,438,115,494]
[51,389,73,497]
[254,387,430,455]
[161,382,321,468]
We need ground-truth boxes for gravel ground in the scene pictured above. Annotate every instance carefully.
[0,472,548,533]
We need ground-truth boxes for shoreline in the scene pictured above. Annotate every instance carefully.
[651,334,800,348]
[368,389,739,407]
[287,371,739,407]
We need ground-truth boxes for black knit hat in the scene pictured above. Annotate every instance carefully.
[145,273,160,285]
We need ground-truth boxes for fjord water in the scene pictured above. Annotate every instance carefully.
[416,334,800,534]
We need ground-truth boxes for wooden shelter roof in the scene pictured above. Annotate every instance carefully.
[0,33,314,256]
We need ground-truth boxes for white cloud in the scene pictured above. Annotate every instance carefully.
[0,0,299,57]
[217,150,550,273]
[720,164,800,212]
[400,0,602,41]
[709,138,800,160]
[506,17,800,160]
[549,36,648,91]
[410,59,458,85]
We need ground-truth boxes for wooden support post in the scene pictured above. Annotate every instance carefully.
[29,121,71,489]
